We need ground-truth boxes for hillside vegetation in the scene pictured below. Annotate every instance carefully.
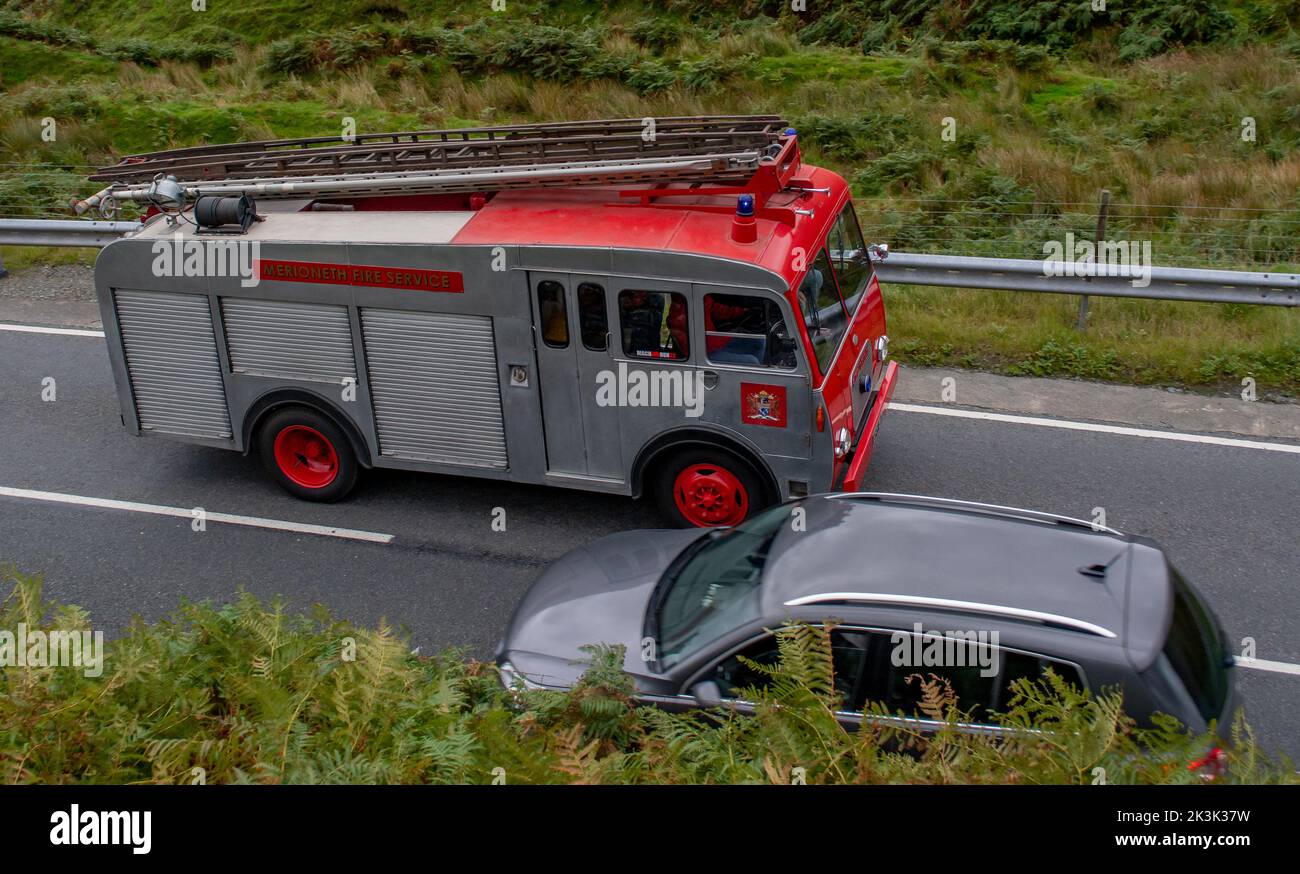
[1,1,1298,392]
[3,567,1293,784]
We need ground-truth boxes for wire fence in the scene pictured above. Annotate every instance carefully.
[863,193,1300,271]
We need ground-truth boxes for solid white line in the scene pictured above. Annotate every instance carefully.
[1235,657,1300,677]
[0,485,393,544]
[889,402,1300,455]
[0,323,104,338]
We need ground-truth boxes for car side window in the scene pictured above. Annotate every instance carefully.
[708,630,871,712]
[619,290,689,360]
[704,293,795,369]
[860,630,1086,724]
[993,650,1085,711]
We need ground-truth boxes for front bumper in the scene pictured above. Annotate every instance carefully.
[841,360,899,492]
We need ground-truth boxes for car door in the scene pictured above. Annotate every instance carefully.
[653,628,871,727]
[855,627,1088,739]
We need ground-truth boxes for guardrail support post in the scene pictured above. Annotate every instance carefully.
[1077,188,1110,331]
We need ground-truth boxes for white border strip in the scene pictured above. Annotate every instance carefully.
[0,323,104,337]
[889,402,1300,455]
[1235,657,1300,677]
[0,485,393,544]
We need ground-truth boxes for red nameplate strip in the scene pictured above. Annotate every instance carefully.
[259,259,464,292]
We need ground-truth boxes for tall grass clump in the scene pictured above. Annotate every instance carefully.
[1,568,1292,785]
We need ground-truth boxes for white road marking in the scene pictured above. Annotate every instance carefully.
[0,485,393,544]
[1235,657,1300,677]
[889,402,1300,455]
[0,323,104,338]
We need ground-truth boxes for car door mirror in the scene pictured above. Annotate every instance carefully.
[689,680,723,708]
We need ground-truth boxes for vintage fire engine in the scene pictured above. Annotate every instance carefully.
[87,116,897,527]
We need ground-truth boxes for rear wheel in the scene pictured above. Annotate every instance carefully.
[258,407,358,502]
[653,448,768,528]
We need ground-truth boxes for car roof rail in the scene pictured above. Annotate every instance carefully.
[835,492,1125,537]
[782,592,1118,639]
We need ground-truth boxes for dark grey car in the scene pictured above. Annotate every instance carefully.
[498,493,1239,737]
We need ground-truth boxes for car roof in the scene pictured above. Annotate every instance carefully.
[761,493,1174,667]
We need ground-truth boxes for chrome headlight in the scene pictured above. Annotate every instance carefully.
[875,334,889,363]
[834,426,851,459]
[498,660,545,691]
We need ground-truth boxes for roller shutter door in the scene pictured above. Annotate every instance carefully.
[113,290,232,438]
[360,308,507,468]
[220,298,356,384]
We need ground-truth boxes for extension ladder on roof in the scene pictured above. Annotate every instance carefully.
[77,116,805,214]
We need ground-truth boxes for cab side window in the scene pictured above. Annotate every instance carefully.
[577,282,608,351]
[537,280,568,348]
[704,293,795,369]
[619,290,689,360]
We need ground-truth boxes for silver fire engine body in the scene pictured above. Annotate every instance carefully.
[93,208,839,502]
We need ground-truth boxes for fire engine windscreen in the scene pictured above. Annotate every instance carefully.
[826,204,872,314]
[799,248,850,372]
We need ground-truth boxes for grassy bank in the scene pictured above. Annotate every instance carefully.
[0,1,1297,392]
[2,567,1293,784]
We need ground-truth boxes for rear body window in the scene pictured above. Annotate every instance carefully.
[577,282,608,351]
[537,280,568,348]
[618,290,689,360]
[1162,570,1229,723]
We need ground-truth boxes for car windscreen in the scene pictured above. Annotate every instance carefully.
[1162,569,1229,723]
[653,504,790,669]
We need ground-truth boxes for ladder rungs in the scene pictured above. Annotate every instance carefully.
[91,116,789,185]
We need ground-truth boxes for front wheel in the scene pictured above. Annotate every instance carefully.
[653,448,769,528]
[257,407,359,502]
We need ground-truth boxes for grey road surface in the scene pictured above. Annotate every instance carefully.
[1,327,1297,760]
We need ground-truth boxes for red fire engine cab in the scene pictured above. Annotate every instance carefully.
[88,116,897,527]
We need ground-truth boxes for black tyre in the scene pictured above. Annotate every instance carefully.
[257,407,359,502]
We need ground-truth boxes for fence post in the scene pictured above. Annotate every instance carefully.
[1077,188,1110,331]
[0,247,7,279]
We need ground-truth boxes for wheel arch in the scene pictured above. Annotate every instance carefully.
[242,388,374,468]
[630,426,778,502]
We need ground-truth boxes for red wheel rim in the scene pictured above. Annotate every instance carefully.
[273,425,339,489]
[673,463,749,527]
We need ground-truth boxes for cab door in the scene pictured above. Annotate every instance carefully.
[528,272,623,480]
[691,284,812,460]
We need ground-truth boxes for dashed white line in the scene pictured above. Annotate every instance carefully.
[0,323,104,338]
[0,485,393,544]
[1235,657,1300,677]
[889,402,1300,455]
